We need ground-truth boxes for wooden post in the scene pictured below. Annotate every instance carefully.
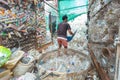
[88,44,110,80]
[114,27,120,80]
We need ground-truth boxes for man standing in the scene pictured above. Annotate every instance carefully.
[57,15,73,56]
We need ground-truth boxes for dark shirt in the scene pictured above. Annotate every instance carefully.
[57,22,71,38]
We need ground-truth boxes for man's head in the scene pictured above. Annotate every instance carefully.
[62,15,68,22]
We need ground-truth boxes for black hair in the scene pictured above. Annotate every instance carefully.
[62,15,68,20]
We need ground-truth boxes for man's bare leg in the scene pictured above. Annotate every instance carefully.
[58,48,61,56]
[58,44,62,56]
[64,47,68,55]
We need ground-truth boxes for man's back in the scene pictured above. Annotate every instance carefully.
[57,22,71,38]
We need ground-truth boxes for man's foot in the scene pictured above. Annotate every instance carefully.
[64,48,68,55]
[64,53,69,55]
[57,53,61,57]
[57,48,61,57]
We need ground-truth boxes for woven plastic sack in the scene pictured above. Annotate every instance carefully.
[0,46,11,67]
[13,62,34,77]
[4,50,24,69]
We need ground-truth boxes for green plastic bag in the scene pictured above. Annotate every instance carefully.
[0,46,11,67]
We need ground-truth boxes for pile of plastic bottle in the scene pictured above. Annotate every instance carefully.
[40,54,90,73]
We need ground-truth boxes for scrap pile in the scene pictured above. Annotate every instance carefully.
[2,27,37,51]
[0,1,52,79]
[0,46,42,80]
[88,0,120,80]
[0,0,47,51]
[39,49,91,80]
[0,47,92,80]
[41,50,90,72]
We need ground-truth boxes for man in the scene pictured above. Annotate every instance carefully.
[57,15,74,56]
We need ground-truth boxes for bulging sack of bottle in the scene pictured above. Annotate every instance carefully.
[4,50,24,69]
[0,46,11,67]
[13,62,34,77]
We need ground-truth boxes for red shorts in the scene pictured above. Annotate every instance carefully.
[57,38,68,48]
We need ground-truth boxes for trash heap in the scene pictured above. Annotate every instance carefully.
[68,15,88,52]
[39,49,91,80]
[40,50,90,73]
[88,0,120,79]
[0,46,92,80]
[0,47,42,80]
[41,55,89,73]
[0,1,52,79]
[1,25,37,51]
[0,0,47,51]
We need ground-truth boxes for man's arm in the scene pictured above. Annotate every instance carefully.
[67,23,74,35]
[68,29,74,35]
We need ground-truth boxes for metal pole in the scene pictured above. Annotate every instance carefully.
[49,12,53,41]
